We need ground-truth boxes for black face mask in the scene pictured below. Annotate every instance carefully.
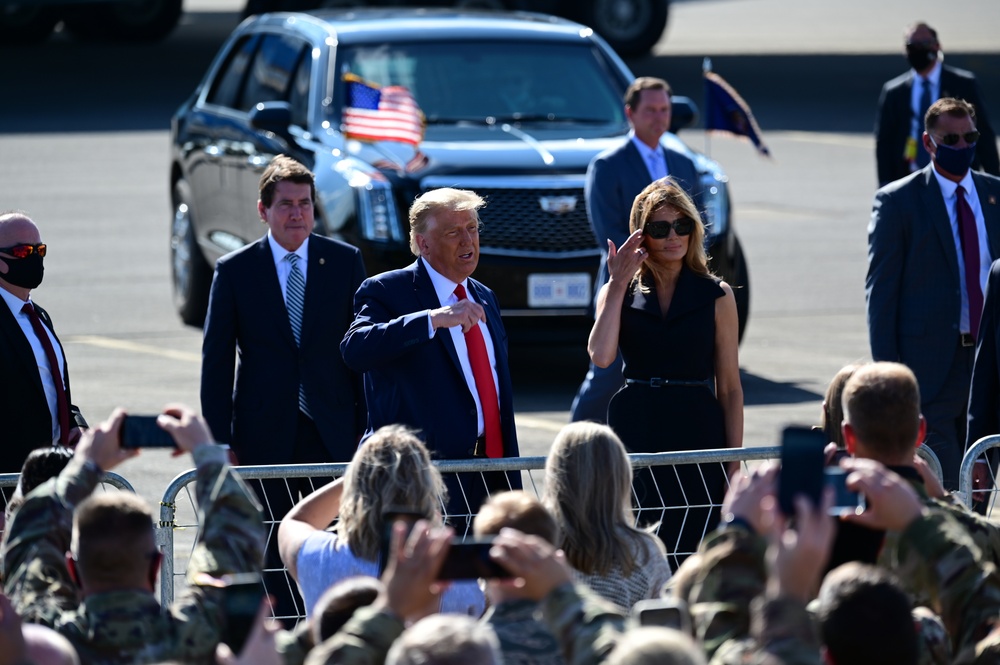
[0,253,44,289]
[906,45,937,71]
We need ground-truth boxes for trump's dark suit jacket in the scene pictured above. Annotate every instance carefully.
[875,64,999,187]
[587,138,702,296]
[968,260,1000,449]
[867,166,1000,404]
[0,299,86,472]
[201,234,366,465]
[340,259,518,462]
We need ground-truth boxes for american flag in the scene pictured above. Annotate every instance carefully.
[342,74,425,146]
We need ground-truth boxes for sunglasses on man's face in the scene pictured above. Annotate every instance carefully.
[934,130,980,147]
[644,218,694,239]
[0,243,46,259]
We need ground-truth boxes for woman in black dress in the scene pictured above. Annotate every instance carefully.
[588,178,743,567]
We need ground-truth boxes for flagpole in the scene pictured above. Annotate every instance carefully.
[702,57,712,159]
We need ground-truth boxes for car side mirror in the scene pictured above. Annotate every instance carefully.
[670,96,698,133]
[249,101,294,143]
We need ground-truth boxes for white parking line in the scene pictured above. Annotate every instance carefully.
[69,335,201,363]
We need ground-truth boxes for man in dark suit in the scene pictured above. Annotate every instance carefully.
[967,259,1000,512]
[571,76,702,423]
[0,211,86,473]
[867,98,1000,490]
[200,154,365,617]
[341,187,519,529]
[875,22,999,188]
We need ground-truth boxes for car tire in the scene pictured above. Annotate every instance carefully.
[171,180,213,328]
[730,235,750,342]
[581,0,668,57]
[0,5,59,44]
[63,0,181,42]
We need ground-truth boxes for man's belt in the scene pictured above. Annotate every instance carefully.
[961,333,976,348]
[625,377,712,389]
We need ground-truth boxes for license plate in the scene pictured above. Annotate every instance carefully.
[527,273,591,307]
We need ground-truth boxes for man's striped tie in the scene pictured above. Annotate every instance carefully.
[285,253,311,418]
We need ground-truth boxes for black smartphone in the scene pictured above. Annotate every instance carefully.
[824,467,865,516]
[436,538,511,580]
[120,415,176,449]
[378,507,429,576]
[778,425,827,516]
[220,573,266,654]
[632,598,692,634]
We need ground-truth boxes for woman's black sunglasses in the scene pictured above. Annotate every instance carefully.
[644,218,694,239]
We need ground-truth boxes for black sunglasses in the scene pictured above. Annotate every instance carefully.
[0,243,46,259]
[934,131,980,147]
[644,218,694,239]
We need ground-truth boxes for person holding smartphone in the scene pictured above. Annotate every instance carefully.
[588,179,743,565]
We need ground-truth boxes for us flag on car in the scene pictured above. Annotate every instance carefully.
[342,74,425,146]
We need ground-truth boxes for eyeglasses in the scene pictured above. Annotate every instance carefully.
[0,243,46,259]
[933,131,980,146]
[644,218,694,239]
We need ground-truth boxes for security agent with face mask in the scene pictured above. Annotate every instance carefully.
[0,211,87,472]
[867,97,1000,491]
[875,21,999,188]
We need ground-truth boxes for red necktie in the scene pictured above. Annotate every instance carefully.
[21,303,71,445]
[454,284,503,458]
[956,185,984,339]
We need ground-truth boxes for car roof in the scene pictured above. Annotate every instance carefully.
[246,8,596,46]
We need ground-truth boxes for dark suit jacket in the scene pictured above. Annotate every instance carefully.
[586,138,702,297]
[867,166,1000,404]
[0,299,86,472]
[968,259,1000,449]
[201,234,366,465]
[875,64,1000,187]
[340,259,518,462]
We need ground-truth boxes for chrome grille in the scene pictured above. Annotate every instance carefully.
[424,187,599,257]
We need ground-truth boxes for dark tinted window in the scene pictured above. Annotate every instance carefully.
[238,33,309,113]
[335,41,627,125]
[205,34,260,109]
[288,48,313,129]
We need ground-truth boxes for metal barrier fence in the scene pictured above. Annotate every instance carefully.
[960,435,1000,512]
[156,444,946,622]
[0,471,135,499]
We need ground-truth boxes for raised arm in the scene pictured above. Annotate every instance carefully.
[278,477,345,582]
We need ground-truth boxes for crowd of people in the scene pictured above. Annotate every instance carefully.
[2,16,1000,665]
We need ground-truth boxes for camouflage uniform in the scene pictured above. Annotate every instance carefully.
[2,446,265,665]
[304,583,625,665]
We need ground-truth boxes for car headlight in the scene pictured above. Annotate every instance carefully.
[334,160,405,243]
[699,169,730,240]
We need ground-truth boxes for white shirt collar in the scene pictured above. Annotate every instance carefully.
[629,131,661,161]
[267,232,309,266]
[421,257,472,305]
[0,283,28,316]
[932,165,975,199]
[912,60,941,86]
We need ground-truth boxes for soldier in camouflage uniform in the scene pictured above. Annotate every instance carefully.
[1,405,265,665]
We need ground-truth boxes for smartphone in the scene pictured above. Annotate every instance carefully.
[378,507,430,576]
[436,538,511,581]
[120,415,176,449]
[632,598,692,634]
[824,467,865,516]
[220,573,266,654]
[778,425,827,516]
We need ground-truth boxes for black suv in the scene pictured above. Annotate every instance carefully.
[169,9,749,341]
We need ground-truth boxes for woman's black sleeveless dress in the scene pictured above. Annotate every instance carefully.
[608,266,728,569]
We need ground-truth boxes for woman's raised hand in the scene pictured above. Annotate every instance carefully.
[606,228,647,287]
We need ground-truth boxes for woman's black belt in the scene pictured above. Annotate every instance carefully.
[625,378,712,388]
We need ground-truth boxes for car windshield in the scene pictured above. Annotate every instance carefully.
[333,40,627,128]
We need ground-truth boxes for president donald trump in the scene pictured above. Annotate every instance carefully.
[341,188,519,529]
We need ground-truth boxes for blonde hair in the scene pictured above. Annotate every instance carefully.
[628,178,712,292]
[542,422,648,575]
[408,187,485,256]
[339,425,446,561]
[821,363,866,448]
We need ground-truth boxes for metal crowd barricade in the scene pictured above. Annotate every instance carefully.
[156,447,783,615]
[0,471,134,499]
[960,435,1000,512]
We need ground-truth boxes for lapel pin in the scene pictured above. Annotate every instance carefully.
[989,196,997,205]
[319,258,326,265]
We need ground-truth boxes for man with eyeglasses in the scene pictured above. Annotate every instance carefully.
[875,22,999,188]
[867,97,1000,491]
[570,76,702,424]
[0,211,87,473]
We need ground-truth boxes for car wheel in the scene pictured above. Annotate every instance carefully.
[0,4,59,44]
[171,181,213,328]
[581,0,668,57]
[730,235,750,342]
[64,0,181,42]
